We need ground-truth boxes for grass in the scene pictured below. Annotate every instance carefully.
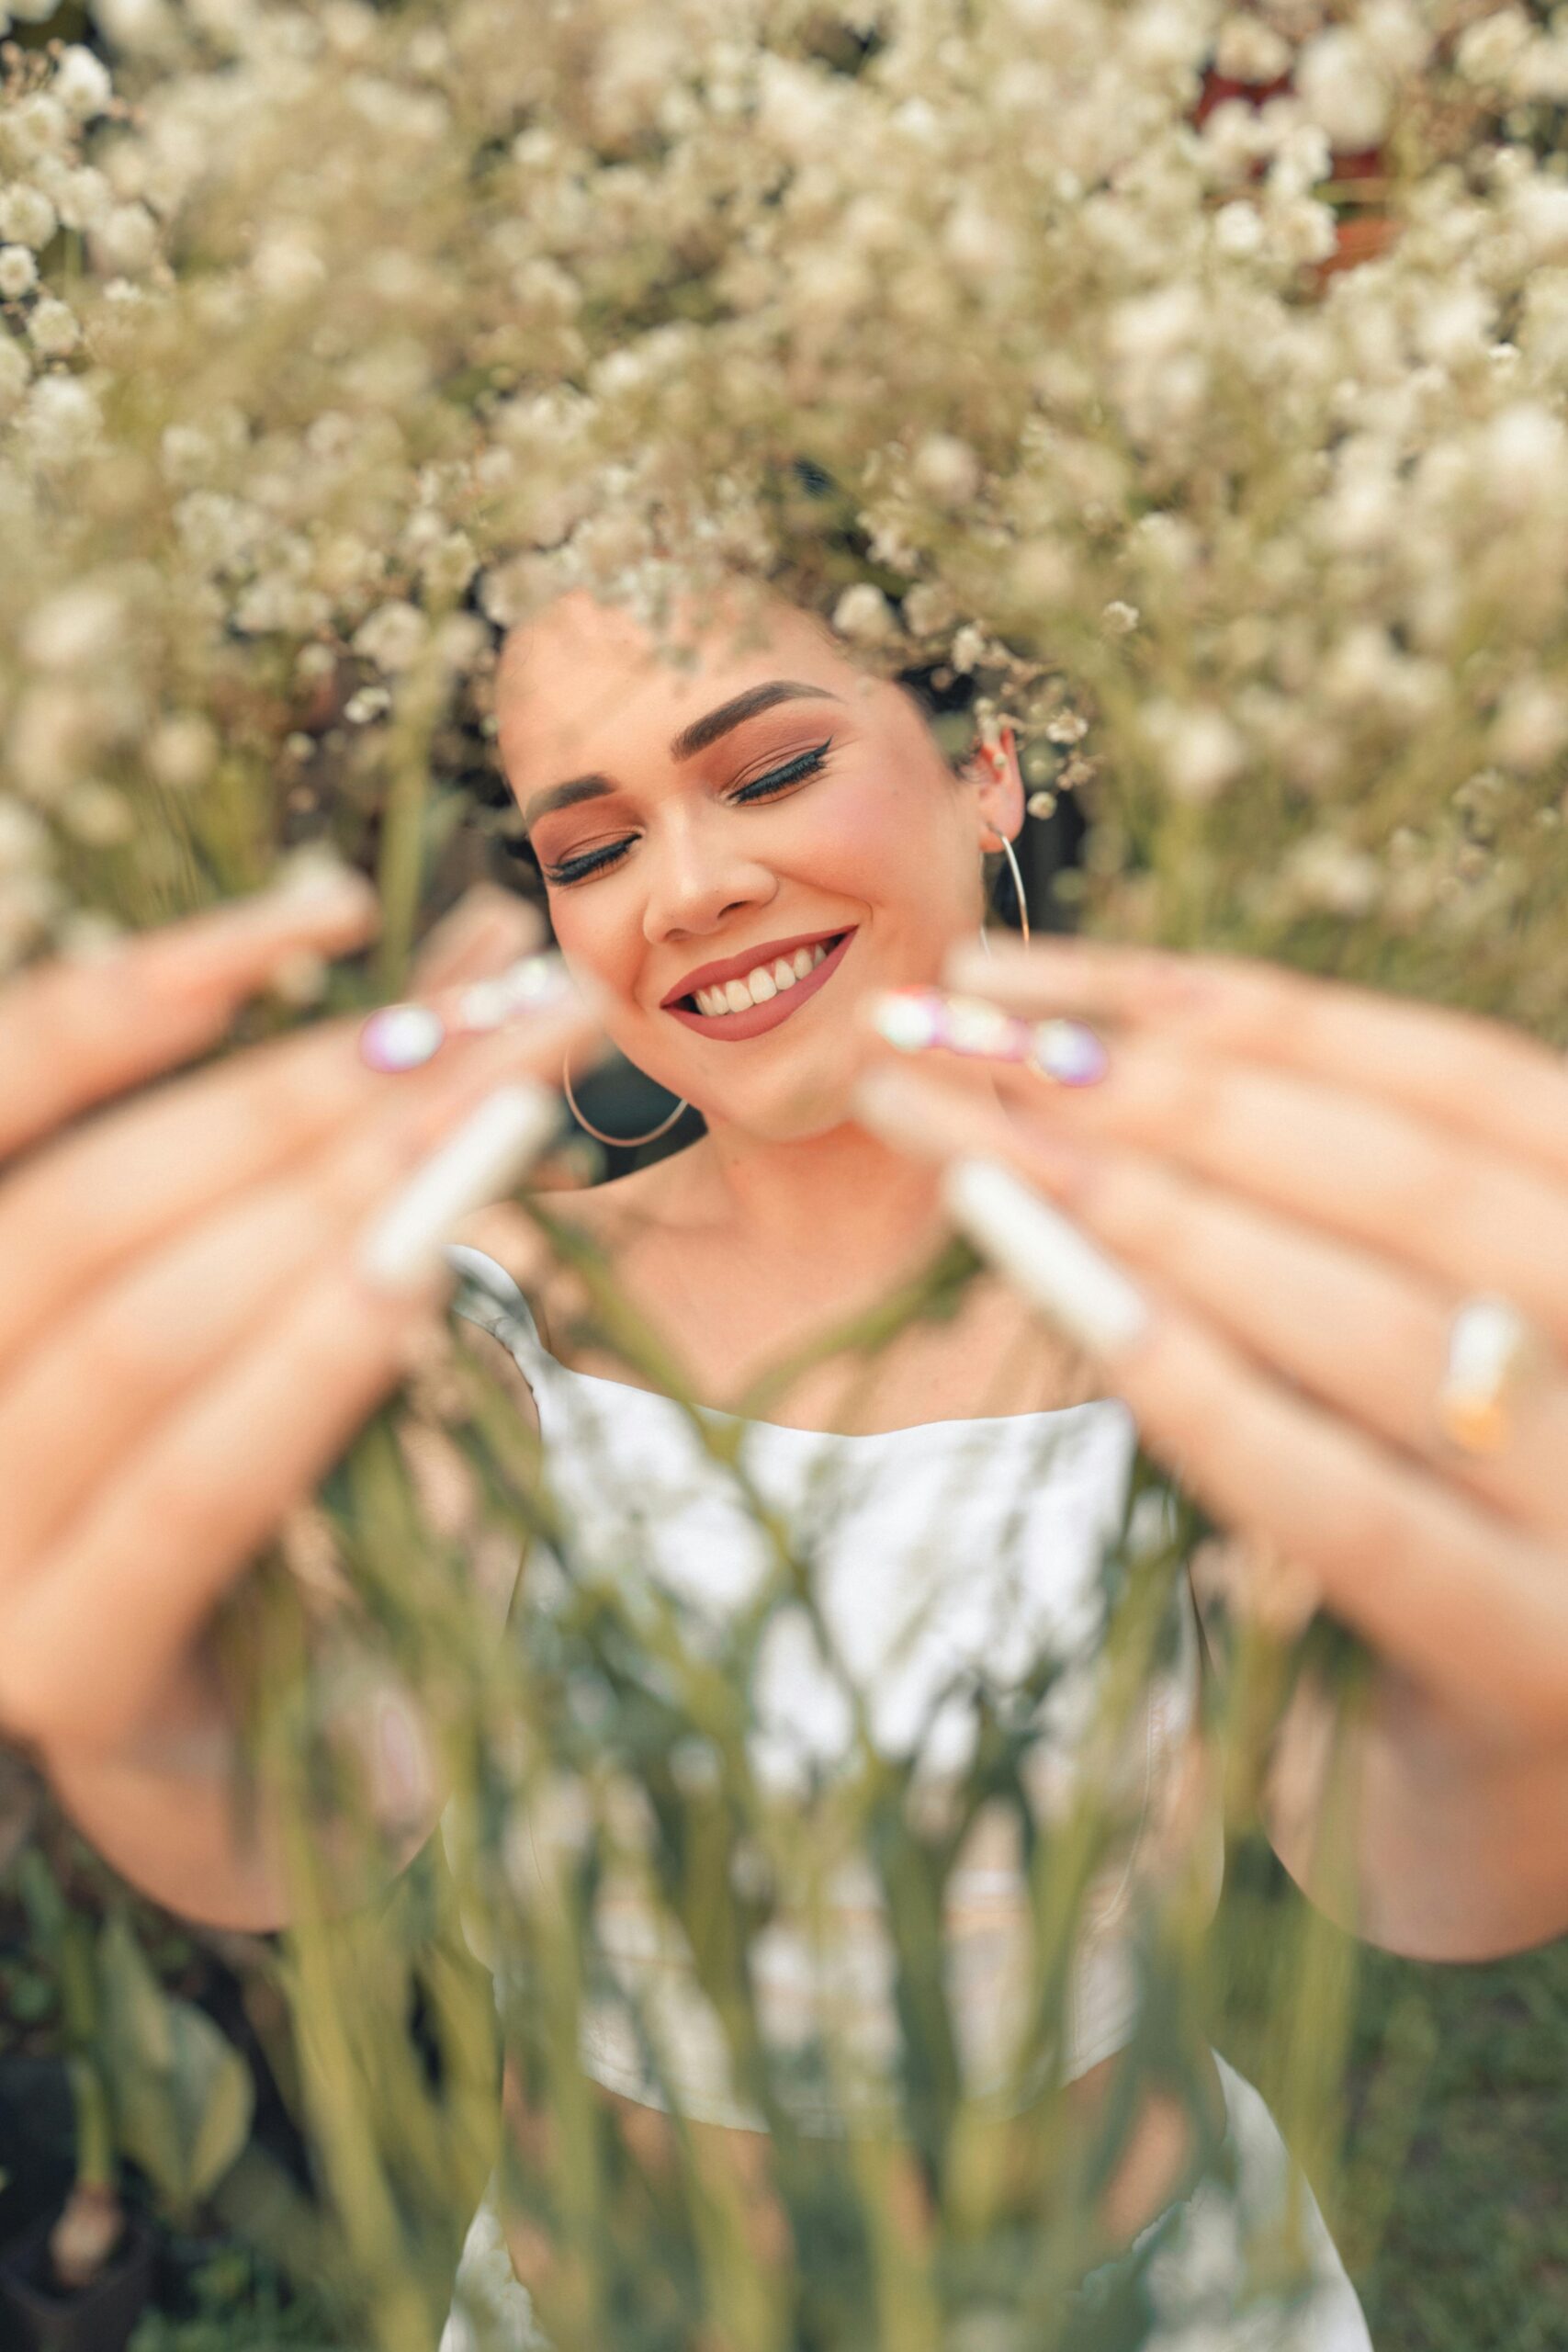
[1213,1835,1568,2352]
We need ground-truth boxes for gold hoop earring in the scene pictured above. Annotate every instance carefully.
[561,1057,687,1148]
[979,832,1032,953]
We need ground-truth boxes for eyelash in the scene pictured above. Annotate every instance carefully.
[542,740,834,888]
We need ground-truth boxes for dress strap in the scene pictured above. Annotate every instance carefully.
[444,1243,551,1383]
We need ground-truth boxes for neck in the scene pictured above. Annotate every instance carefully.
[697,1113,947,1272]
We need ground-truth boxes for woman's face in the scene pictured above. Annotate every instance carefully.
[496,584,1016,1142]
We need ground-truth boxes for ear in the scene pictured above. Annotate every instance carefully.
[963,725,1026,849]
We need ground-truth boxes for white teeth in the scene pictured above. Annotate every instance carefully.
[690,939,839,1017]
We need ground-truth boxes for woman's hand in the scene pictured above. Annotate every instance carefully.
[852,937,1568,1757]
[0,876,597,1772]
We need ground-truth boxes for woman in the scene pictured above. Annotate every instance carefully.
[3,575,1566,2345]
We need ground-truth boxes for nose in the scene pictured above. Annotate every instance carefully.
[639,807,778,946]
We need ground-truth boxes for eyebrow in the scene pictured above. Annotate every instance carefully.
[520,679,844,831]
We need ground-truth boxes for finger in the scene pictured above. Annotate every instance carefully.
[409,885,542,995]
[0,951,598,1369]
[861,1014,1568,1349]
[1,1083,562,1756]
[856,1064,1568,1544]
[0,867,378,1161]
[941,937,1568,1186]
[0,1012,581,1576]
[935,1154,1568,1748]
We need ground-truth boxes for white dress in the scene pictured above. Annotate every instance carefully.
[438,1247,1373,2351]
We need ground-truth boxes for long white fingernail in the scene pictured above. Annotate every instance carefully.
[943,1156,1148,1357]
[358,1082,559,1294]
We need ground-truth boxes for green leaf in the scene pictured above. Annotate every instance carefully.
[96,1912,254,2220]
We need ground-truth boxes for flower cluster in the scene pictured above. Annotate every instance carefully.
[2,0,1566,1025]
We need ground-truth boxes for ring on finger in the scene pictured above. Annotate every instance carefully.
[1435,1292,1542,1454]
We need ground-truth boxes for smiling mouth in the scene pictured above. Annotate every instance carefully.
[665,929,856,1041]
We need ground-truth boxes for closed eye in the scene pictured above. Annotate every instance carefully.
[542,740,834,888]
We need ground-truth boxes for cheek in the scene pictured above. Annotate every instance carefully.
[797,769,973,919]
[546,891,646,1029]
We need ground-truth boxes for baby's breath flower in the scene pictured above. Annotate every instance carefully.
[1491,679,1568,773]
[0,185,57,252]
[89,202,159,277]
[52,47,114,124]
[21,583,124,671]
[831,582,894,645]
[353,598,430,673]
[1295,25,1392,148]
[25,296,78,356]
[146,711,217,789]
[17,373,101,464]
[1145,701,1247,806]
[0,245,37,299]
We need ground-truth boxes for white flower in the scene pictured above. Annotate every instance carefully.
[90,202,160,277]
[1146,701,1246,805]
[911,434,981,509]
[950,622,987,673]
[0,186,59,252]
[353,598,431,673]
[1213,201,1264,258]
[1481,402,1567,514]
[901,581,956,637]
[1455,6,1530,87]
[1213,15,1291,84]
[0,246,37,298]
[1100,600,1140,636]
[1266,197,1339,267]
[22,585,125,672]
[93,0,175,48]
[1281,833,1382,917]
[17,374,101,463]
[146,714,217,791]
[1509,182,1568,265]
[26,298,79,357]
[831,582,894,644]
[1294,28,1392,151]
[433,613,491,675]
[53,46,114,121]
[1491,679,1568,772]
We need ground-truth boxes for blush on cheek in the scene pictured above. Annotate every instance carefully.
[797,768,969,930]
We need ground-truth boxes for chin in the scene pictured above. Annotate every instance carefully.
[694,1062,863,1146]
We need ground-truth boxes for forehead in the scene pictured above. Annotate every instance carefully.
[495,584,875,783]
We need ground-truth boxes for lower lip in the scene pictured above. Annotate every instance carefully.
[665,930,857,1042]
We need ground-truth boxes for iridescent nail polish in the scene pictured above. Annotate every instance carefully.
[942,995,1026,1057]
[1032,1019,1108,1087]
[872,989,949,1053]
[454,952,573,1033]
[359,1001,446,1073]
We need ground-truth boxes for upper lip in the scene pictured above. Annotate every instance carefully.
[660,926,852,1008]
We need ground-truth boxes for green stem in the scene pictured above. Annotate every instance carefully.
[67,2057,118,2196]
